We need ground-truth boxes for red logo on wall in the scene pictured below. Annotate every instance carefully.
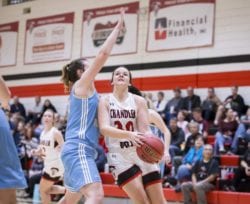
[155,18,167,40]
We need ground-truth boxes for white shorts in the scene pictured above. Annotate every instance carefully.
[107,148,160,187]
[43,158,64,180]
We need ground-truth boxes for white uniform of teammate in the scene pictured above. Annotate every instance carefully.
[106,93,159,187]
[40,127,64,180]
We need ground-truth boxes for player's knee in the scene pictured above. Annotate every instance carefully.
[134,192,150,204]
[39,185,50,194]
[84,184,104,201]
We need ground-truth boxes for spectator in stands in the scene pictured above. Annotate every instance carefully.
[164,87,183,123]
[169,118,185,160]
[142,92,155,110]
[232,139,250,192]
[19,123,39,170]
[175,136,204,192]
[214,86,246,125]
[95,144,107,172]
[180,86,201,117]
[41,99,57,115]
[27,96,43,124]
[214,108,239,154]
[177,110,190,139]
[231,107,250,154]
[181,144,219,204]
[10,96,26,119]
[192,107,209,138]
[184,122,202,154]
[26,156,44,198]
[225,86,246,116]
[13,120,25,150]
[202,87,222,123]
[154,91,167,120]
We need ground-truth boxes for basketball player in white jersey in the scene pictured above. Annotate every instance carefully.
[31,109,65,204]
[98,67,166,204]
[129,85,171,176]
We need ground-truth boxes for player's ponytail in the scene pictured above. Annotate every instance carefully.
[61,59,86,93]
[61,63,71,93]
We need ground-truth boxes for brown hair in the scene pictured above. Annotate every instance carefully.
[61,58,86,92]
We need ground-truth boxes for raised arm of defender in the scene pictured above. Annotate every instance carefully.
[75,10,125,96]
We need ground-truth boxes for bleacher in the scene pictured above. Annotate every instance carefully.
[100,153,250,204]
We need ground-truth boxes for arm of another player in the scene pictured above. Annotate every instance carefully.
[148,109,171,164]
[0,75,11,109]
[135,95,151,134]
[98,96,143,145]
[54,129,64,152]
[75,10,125,95]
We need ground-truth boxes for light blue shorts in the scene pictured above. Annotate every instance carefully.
[61,142,101,192]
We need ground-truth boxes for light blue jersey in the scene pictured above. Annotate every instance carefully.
[61,90,101,192]
[65,90,99,146]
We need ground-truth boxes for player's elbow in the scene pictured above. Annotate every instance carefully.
[99,125,109,136]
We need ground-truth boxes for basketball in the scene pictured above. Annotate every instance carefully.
[136,134,165,163]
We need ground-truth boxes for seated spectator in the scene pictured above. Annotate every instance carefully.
[184,122,202,154]
[94,144,107,172]
[41,99,57,115]
[177,110,190,139]
[10,96,26,119]
[169,118,185,160]
[232,107,250,154]
[181,144,219,204]
[232,139,250,192]
[225,86,246,116]
[164,87,183,123]
[175,136,204,191]
[214,86,246,124]
[202,87,222,123]
[13,120,26,149]
[19,123,39,171]
[214,108,239,154]
[180,86,201,118]
[27,96,43,124]
[191,107,209,138]
[153,91,167,120]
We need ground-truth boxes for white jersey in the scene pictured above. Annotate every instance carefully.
[40,127,64,178]
[105,93,159,179]
[105,93,137,152]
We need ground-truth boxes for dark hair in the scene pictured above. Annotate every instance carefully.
[158,91,164,97]
[61,58,86,92]
[128,85,142,96]
[195,134,205,143]
[192,107,202,113]
[174,87,181,93]
[170,117,178,122]
[111,66,132,84]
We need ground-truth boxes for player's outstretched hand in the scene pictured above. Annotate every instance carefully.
[116,8,125,30]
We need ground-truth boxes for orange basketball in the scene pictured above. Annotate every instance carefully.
[136,134,164,163]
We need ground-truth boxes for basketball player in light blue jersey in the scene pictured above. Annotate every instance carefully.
[0,75,27,204]
[59,10,126,204]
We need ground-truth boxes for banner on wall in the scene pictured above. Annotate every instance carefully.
[81,2,139,58]
[0,22,18,67]
[147,0,215,51]
[24,13,74,64]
